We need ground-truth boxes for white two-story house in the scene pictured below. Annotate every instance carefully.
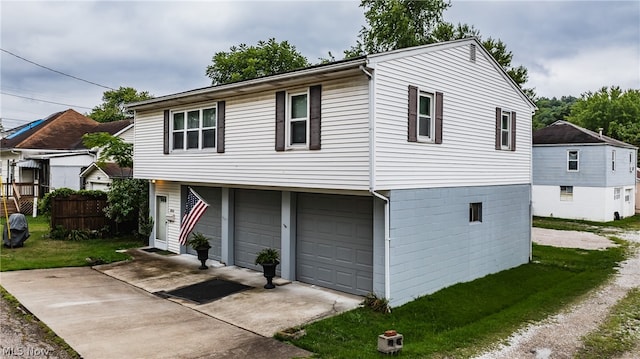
[128,38,535,306]
[533,120,637,222]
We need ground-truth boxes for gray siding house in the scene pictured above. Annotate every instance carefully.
[128,38,535,306]
[533,121,637,222]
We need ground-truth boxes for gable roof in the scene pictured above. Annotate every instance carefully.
[1,110,132,151]
[80,162,133,179]
[533,120,637,149]
[127,38,535,111]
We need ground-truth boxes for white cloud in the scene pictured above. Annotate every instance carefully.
[528,45,640,98]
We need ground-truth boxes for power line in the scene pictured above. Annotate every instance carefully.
[1,91,93,110]
[1,48,116,90]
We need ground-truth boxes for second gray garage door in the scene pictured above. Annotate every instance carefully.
[297,193,373,296]
[234,189,281,271]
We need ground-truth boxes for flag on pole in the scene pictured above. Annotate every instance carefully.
[178,188,209,245]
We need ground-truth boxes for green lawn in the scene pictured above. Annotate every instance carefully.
[0,216,142,271]
[533,214,640,232]
[287,244,628,358]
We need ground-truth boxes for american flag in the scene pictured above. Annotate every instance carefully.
[178,188,209,245]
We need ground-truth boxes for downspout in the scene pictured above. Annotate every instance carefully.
[361,64,391,301]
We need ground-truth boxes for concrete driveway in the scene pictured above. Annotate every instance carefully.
[0,249,362,359]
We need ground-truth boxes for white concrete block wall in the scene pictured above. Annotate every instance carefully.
[387,184,531,306]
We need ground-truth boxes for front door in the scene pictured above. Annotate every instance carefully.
[155,195,168,250]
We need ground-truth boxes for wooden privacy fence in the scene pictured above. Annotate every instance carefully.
[50,194,110,232]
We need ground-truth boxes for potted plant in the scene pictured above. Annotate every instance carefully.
[255,248,280,289]
[188,232,211,270]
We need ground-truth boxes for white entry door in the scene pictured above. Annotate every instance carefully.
[155,195,168,250]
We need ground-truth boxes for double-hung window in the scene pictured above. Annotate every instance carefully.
[418,92,435,141]
[500,111,512,149]
[495,107,515,151]
[612,150,616,171]
[288,92,308,146]
[172,106,216,151]
[567,150,579,171]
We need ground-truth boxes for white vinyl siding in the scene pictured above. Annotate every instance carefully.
[371,43,532,189]
[133,75,370,190]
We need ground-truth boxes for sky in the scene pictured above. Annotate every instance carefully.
[1,0,639,129]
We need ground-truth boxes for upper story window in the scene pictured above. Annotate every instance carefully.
[500,111,512,149]
[288,92,308,146]
[275,85,321,152]
[172,106,216,151]
[495,107,515,151]
[612,150,616,171]
[407,85,443,144]
[567,150,579,171]
[418,92,435,141]
[630,152,635,173]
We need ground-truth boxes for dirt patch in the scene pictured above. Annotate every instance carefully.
[532,227,617,250]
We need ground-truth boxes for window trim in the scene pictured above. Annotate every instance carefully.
[612,150,616,171]
[567,150,579,172]
[417,91,435,143]
[614,187,621,200]
[495,107,516,151]
[170,105,217,152]
[286,90,310,149]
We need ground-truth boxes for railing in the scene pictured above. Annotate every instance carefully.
[1,182,46,198]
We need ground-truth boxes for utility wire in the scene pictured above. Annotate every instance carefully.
[1,48,116,90]
[1,91,93,110]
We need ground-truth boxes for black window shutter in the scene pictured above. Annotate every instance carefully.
[217,101,225,153]
[435,92,443,144]
[163,110,169,154]
[275,91,285,151]
[309,85,322,150]
[511,111,516,151]
[408,85,418,142]
[495,107,501,150]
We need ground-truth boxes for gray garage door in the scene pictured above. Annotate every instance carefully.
[185,186,222,260]
[297,193,373,296]
[234,189,281,271]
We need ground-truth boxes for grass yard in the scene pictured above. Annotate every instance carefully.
[534,214,640,233]
[286,243,628,358]
[0,216,142,271]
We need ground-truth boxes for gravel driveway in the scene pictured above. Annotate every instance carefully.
[475,227,640,359]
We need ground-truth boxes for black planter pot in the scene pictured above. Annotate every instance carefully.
[196,246,211,270]
[261,262,278,289]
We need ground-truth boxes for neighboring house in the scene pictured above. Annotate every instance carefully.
[636,169,640,214]
[128,38,535,306]
[80,162,133,191]
[0,109,131,213]
[80,121,135,191]
[532,121,637,222]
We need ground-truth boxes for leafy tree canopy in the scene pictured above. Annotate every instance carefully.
[532,96,578,130]
[566,86,640,157]
[206,38,310,85]
[82,132,133,169]
[88,86,153,123]
[345,0,531,95]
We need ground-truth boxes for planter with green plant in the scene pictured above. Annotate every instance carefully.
[255,248,280,289]
[188,232,211,270]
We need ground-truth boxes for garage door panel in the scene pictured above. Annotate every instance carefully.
[297,193,373,296]
[185,186,222,261]
[234,190,281,271]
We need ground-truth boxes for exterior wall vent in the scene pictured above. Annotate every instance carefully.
[470,44,476,63]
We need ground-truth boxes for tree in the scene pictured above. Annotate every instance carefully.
[345,0,531,94]
[88,87,153,123]
[82,132,149,238]
[566,86,640,163]
[206,38,310,85]
[532,96,578,130]
[82,132,133,171]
